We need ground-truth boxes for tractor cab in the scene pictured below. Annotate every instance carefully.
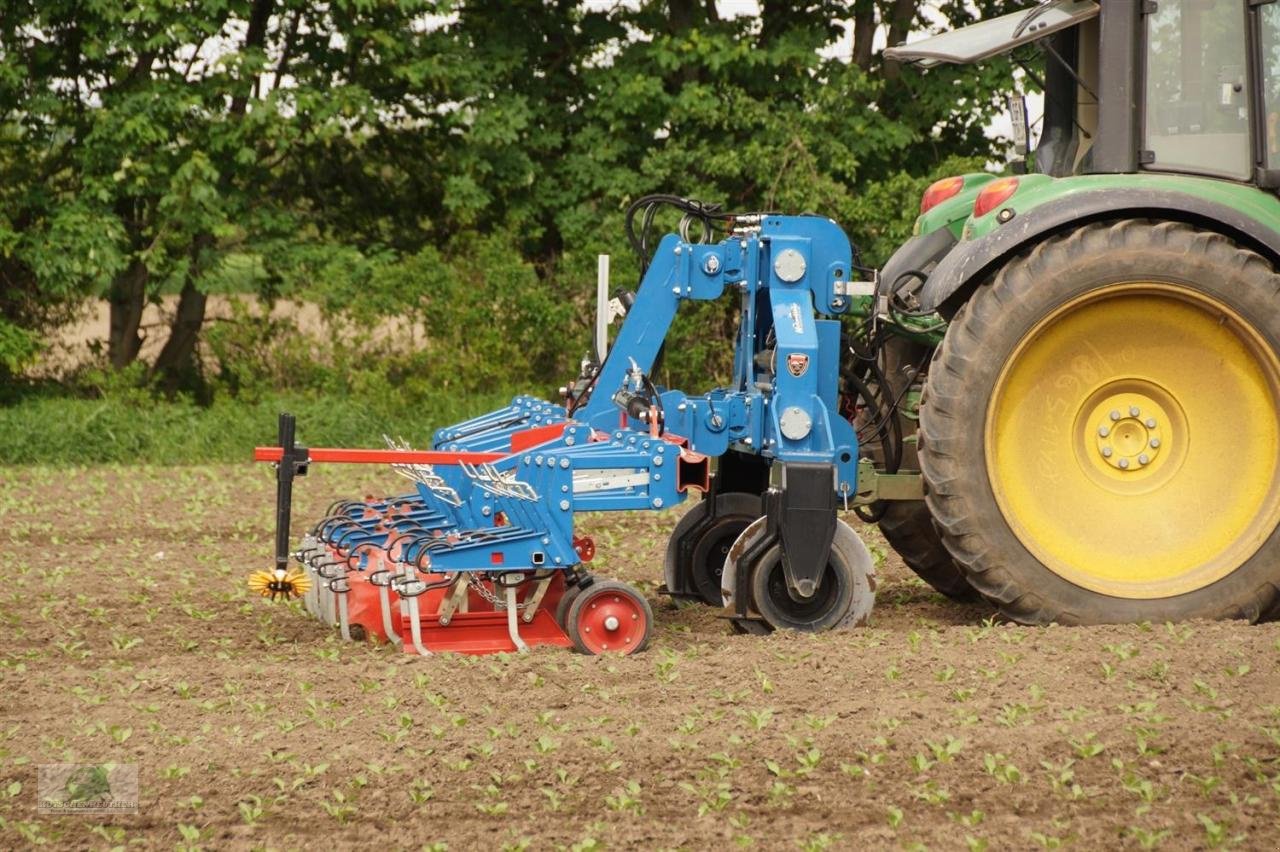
[887,0,1273,186]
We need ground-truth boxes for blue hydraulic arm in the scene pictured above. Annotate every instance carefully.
[576,215,861,500]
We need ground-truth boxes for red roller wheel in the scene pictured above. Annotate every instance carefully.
[566,580,653,655]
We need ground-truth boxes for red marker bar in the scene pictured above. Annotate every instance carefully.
[253,447,506,465]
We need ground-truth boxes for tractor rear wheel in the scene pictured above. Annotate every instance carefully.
[877,501,978,601]
[920,220,1280,624]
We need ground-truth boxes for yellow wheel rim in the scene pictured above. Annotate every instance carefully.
[984,283,1280,598]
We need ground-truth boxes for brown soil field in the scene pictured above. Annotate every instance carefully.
[2,465,1278,850]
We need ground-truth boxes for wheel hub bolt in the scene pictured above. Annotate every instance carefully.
[603,615,619,631]
[1129,406,1141,417]
[1102,447,1113,458]
[1098,426,1110,437]
[1145,418,1157,429]
[1150,438,1160,448]
[1118,458,1129,469]
[1138,453,1150,465]
[1110,410,1121,421]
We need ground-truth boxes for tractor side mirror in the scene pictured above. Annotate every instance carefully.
[1007,94,1030,175]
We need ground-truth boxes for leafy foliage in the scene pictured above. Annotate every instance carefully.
[0,0,1029,401]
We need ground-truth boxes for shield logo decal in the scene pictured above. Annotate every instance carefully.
[786,353,809,377]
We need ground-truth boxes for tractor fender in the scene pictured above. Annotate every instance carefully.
[879,225,957,301]
[919,187,1280,316]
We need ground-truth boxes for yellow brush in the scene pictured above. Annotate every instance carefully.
[247,566,312,601]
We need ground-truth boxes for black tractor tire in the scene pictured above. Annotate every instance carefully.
[877,501,979,601]
[919,220,1280,624]
[555,583,583,629]
[863,335,978,601]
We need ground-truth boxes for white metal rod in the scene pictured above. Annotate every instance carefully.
[596,254,610,363]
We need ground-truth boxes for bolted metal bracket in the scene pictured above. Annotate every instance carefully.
[854,459,926,504]
[834,271,877,299]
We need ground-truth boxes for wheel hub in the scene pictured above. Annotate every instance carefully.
[1087,392,1167,473]
[578,592,643,652]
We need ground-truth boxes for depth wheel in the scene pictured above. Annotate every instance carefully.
[663,492,761,605]
[566,581,653,654]
[719,515,774,635]
[920,220,1280,624]
[722,517,875,633]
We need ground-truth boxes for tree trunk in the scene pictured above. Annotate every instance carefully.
[759,0,789,46]
[230,0,275,116]
[151,233,212,390]
[150,280,208,389]
[883,0,919,80]
[665,0,704,87]
[151,0,273,390]
[668,0,695,32]
[107,259,148,368]
[852,1,876,71]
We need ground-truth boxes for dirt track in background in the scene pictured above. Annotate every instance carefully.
[36,297,424,376]
[2,465,1278,850]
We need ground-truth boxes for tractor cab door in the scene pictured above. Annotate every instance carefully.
[1142,0,1252,181]
[1253,3,1280,185]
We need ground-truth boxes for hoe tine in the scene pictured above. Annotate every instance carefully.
[505,581,529,653]
[331,575,352,642]
[399,566,431,657]
[369,559,398,642]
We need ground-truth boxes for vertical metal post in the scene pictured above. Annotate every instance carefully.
[596,254,610,363]
[1092,0,1142,173]
[273,413,307,575]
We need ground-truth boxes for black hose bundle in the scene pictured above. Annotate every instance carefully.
[624,195,768,277]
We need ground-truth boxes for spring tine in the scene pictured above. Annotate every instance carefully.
[378,581,395,642]
[403,566,431,657]
[321,573,337,626]
[506,581,528,653]
[335,584,352,642]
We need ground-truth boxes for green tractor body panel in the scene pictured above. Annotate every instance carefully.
[915,173,998,239]
[919,172,1280,315]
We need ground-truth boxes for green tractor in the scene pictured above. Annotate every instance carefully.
[864,0,1280,623]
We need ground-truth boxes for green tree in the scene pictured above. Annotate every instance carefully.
[0,0,1029,392]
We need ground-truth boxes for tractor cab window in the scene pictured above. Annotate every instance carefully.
[1259,5,1280,171]
[1144,0,1250,180]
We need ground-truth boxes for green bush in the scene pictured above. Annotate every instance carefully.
[0,318,41,377]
